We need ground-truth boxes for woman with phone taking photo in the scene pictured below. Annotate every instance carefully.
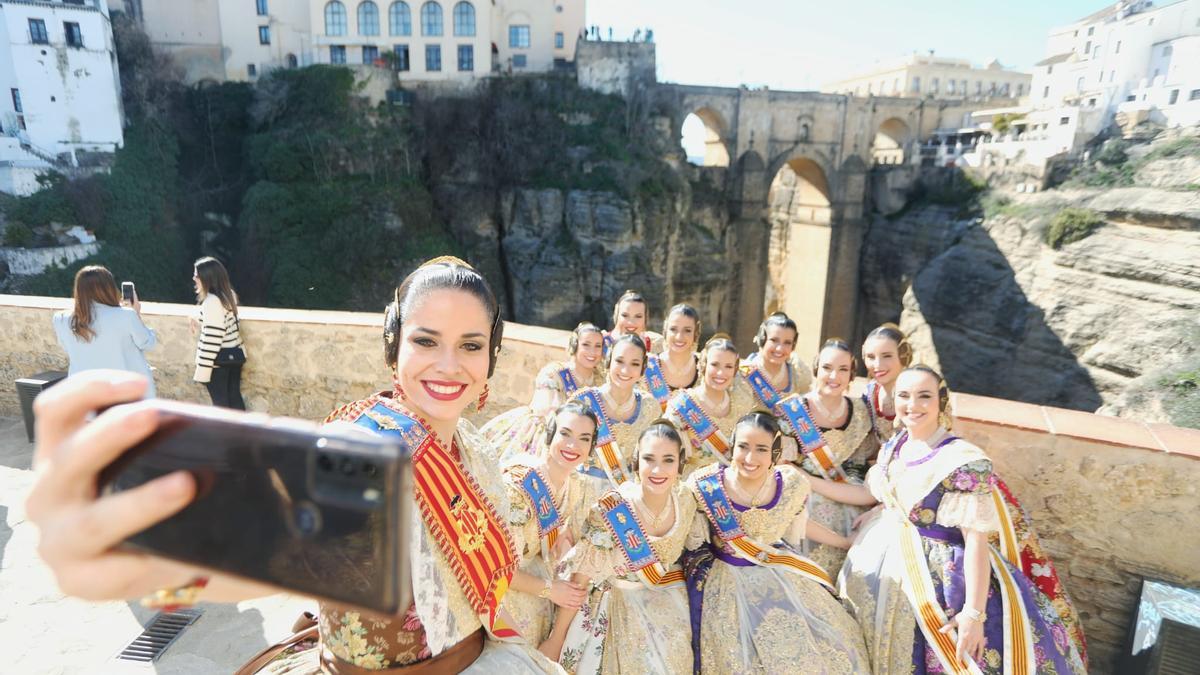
[192,257,246,410]
[25,256,561,673]
[53,265,158,397]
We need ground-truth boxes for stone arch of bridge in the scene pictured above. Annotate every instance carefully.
[763,154,836,355]
[682,106,732,167]
[872,117,912,165]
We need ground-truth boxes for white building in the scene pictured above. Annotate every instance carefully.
[964,0,1200,175]
[0,0,124,196]
[824,52,1031,101]
[308,0,584,82]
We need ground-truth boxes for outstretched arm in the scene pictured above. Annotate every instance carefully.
[807,475,877,506]
[538,572,591,662]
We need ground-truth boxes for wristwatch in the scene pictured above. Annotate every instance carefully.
[538,580,552,599]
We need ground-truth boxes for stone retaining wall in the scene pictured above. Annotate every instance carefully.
[1,294,1197,673]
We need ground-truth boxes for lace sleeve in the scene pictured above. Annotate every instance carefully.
[534,363,565,392]
[560,506,618,583]
[935,460,1000,533]
[503,481,539,558]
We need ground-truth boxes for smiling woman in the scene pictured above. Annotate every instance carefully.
[23,256,563,675]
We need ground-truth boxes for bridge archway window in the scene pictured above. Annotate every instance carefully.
[872,117,911,165]
[764,156,833,336]
[680,108,730,167]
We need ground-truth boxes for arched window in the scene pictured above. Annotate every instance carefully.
[358,1,380,35]
[389,1,411,36]
[421,1,442,36]
[453,1,474,36]
[286,53,298,68]
[324,1,347,36]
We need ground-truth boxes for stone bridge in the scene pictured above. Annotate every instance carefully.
[655,82,983,352]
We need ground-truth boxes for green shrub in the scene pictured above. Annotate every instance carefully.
[1096,139,1128,166]
[1144,136,1200,161]
[3,223,34,247]
[1045,208,1104,249]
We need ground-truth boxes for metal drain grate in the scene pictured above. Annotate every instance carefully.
[115,608,203,663]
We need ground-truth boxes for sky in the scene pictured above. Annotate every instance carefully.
[587,0,1110,91]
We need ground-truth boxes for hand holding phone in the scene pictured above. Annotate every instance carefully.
[99,400,414,614]
[121,281,135,303]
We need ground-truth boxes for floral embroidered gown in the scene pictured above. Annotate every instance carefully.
[500,458,600,644]
[483,362,604,464]
[683,464,870,675]
[557,482,698,675]
[839,433,1088,675]
[309,392,560,674]
[796,395,880,574]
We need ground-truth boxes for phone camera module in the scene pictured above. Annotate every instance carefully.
[292,501,323,537]
[339,458,356,476]
[362,462,378,478]
[317,454,335,472]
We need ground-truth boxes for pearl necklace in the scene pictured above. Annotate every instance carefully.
[698,388,730,416]
[727,470,774,509]
[660,351,696,382]
[809,393,847,423]
[602,387,636,420]
[637,491,675,529]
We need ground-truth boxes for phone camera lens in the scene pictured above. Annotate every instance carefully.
[317,454,334,472]
[362,462,378,478]
[339,458,356,476]
[293,502,322,537]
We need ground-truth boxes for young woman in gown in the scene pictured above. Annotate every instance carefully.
[664,335,756,478]
[540,421,697,675]
[738,312,812,462]
[570,334,660,488]
[500,401,602,645]
[836,365,1088,675]
[604,290,663,355]
[682,412,870,674]
[484,322,605,462]
[24,257,561,673]
[860,323,912,444]
[789,338,880,574]
[641,304,701,412]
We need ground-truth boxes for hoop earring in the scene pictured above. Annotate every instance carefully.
[476,384,490,412]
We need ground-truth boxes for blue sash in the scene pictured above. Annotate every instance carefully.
[578,390,616,447]
[520,467,562,537]
[693,470,745,541]
[602,331,614,357]
[557,367,579,396]
[671,392,730,461]
[575,389,629,484]
[601,495,658,571]
[863,380,879,435]
[776,394,827,454]
[744,366,783,411]
[643,355,671,411]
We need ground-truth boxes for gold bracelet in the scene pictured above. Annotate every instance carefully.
[140,576,209,611]
[538,579,552,600]
[959,606,986,624]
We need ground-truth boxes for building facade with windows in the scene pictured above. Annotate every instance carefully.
[823,52,1032,101]
[112,0,315,83]
[1028,0,1200,133]
[309,0,583,81]
[0,0,124,195]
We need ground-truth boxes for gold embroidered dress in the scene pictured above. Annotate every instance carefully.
[315,394,560,674]
[569,386,660,487]
[483,362,604,464]
[500,459,601,644]
[558,482,698,675]
[839,434,1087,675]
[683,465,869,675]
[796,395,880,573]
[664,381,757,479]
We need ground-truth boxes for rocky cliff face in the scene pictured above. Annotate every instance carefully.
[858,131,1200,427]
[432,167,768,342]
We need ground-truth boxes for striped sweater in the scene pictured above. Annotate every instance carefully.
[193,294,245,383]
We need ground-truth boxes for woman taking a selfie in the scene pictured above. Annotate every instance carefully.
[25,257,561,673]
[53,265,158,397]
[192,257,246,410]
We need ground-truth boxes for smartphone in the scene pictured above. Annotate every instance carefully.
[121,281,135,303]
[99,399,413,615]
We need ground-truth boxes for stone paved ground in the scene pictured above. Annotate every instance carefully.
[0,417,314,674]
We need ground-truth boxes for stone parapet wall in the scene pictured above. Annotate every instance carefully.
[1,295,1197,673]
